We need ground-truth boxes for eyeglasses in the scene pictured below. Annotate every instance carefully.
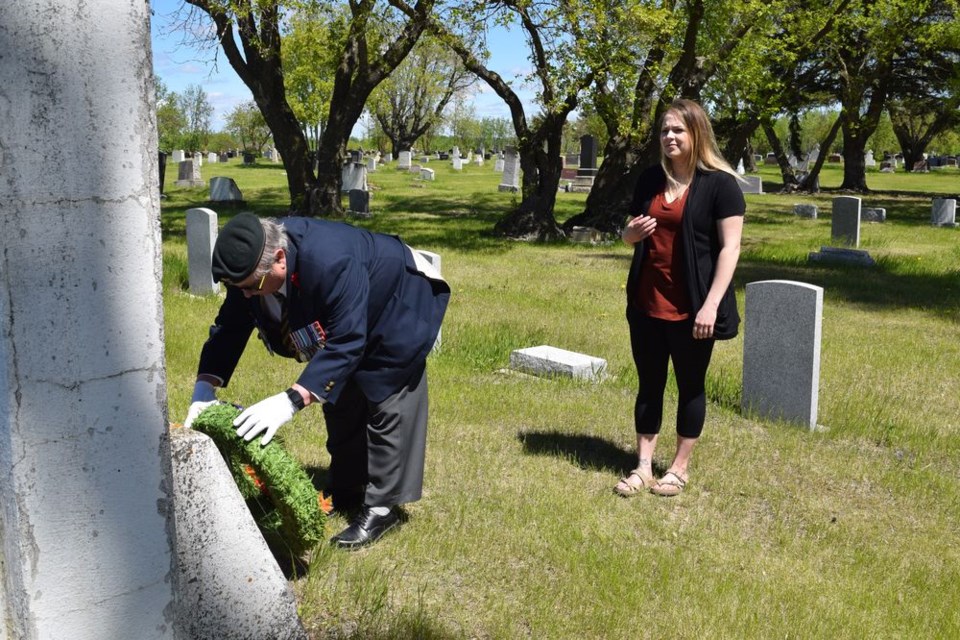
[235,274,266,293]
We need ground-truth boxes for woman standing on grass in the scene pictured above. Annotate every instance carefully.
[613,99,745,498]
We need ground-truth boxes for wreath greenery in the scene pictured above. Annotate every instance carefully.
[192,402,330,556]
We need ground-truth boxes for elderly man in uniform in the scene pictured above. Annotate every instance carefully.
[184,213,449,549]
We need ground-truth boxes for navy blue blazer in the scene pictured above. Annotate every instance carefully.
[197,217,450,404]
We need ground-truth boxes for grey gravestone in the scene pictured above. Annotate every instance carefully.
[172,149,185,163]
[862,207,886,223]
[865,150,876,167]
[185,208,219,296]
[564,153,579,166]
[808,246,876,267]
[176,159,204,187]
[208,177,243,203]
[409,164,422,174]
[794,204,818,219]
[742,280,823,430]
[348,189,371,217]
[494,157,505,172]
[367,157,377,172]
[383,152,393,163]
[452,155,463,171]
[207,152,218,164]
[498,147,521,192]
[739,175,763,195]
[194,151,203,167]
[510,345,607,382]
[931,198,957,227]
[420,167,435,181]
[397,150,412,169]
[341,162,367,193]
[170,428,308,640]
[831,196,861,246]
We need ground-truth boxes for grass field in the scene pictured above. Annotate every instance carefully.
[161,157,960,639]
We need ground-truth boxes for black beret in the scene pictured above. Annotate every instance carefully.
[211,213,265,283]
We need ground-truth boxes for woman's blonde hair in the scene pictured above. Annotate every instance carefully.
[659,99,743,187]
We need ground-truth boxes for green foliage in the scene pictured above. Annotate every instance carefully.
[192,402,327,556]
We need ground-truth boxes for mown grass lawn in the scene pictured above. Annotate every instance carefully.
[162,158,960,639]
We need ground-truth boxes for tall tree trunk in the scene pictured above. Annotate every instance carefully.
[761,118,800,191]
[495,119,565,240]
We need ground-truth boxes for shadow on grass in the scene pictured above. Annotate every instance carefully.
[736,254,960,322]
[518,430,636,474]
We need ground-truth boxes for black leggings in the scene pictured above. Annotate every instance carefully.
[628,308,715,439]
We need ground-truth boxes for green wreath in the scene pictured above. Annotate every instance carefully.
[192,402,329,556]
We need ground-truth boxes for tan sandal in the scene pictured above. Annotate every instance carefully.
[651,471,687,497]
[614,469,655,497]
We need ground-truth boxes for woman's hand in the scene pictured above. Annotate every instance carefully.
[693,302,717,340]
[622,215,657,245]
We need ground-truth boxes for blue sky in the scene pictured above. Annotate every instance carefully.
[149,0,537,132]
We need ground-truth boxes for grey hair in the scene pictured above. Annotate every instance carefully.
[252,217,288,278]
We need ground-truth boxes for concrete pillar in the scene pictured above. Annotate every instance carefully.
[0,0,177,637]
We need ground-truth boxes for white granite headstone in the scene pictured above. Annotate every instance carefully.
[398,150,412,169]
[509,345,607,382]
[420,167,435,181]
[498,147,521,192]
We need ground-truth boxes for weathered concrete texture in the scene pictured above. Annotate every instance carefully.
[510,345,607,382]
[169,428,308,640]
[0,0,177,637]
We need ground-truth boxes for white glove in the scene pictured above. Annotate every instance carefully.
[184,380,218,428]
[233,391,297,446]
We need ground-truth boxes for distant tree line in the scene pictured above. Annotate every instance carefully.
[163,0,960,239]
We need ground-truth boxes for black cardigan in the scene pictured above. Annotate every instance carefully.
[625,165,746,339]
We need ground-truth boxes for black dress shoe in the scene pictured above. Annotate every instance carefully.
[330,505,400,550]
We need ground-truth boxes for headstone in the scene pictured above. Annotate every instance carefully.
[420,155,430,164]
[397,150,412,169]
[420,167,435,181]
[409,163,422,174]
[243,151,255,165]
[831,196,861,246]
[498,146,521,192]
[348,189,371,217]
[742,280,823,430]
[569,226,607,244]
[341,162,367,193]
[861,207,886,223]
[739,175,763,195]
[474,153,484,166]
[219,152,229,163]
[864,150,876,167]
[170,428,308,639]
[807,246,876,266]
[209,177,244,203]
[827,153,843,163]
[1,0,177,634]
[564,153,580,166]
[560,167,579,181]
[414,249,442,351]
[176,158,204,187]
[577,135,598,178]
[764,152,778,165]
[186,208,219,296]
[207,152,218,164]
[793,204,818,219]
[172,149,185,163]
[494,157,505,172]
[194,151,203,167]
[367,157,377,172]
[931,198,957,226]
[158,151,168,194]
[736,158,745,175]
[383,152,393,163]
[569,176,595,193]
[509,345,607,382]
[452,146,461,159]
[452,155,463,171]
[879,161,894,172]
